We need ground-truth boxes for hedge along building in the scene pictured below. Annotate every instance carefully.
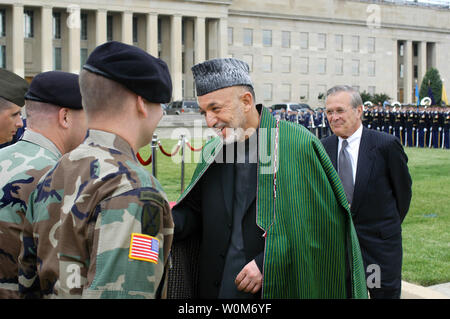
[0,0,449,106]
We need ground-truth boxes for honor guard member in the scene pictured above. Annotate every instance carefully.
[0,72,87,299]
[443,108,449,149]
[383,105,392,135]
[363,106,372,129]
[430,108,440,148]
[0,69,29,149]
[405,106,415,147]
[417,107,427,147]
[19,41,174,299]
[372,107,381,131]
[393,108,403,144]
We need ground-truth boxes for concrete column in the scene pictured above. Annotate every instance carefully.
[146,12,158,57]
[171,14,182,100]
[41,6,53,72]
[67,6,80,73]
[218,18,228,58]
[404,40,413,104]
[207,19,218,59]
[95,9,107,46]
[194,16,205,64]
[184,19,195,99]
[11,4,24,77]
[418,41,427,85]
[121,11,133,45]
[392,40,398,101]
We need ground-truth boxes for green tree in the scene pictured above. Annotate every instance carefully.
[419,68,442,105]
[372,93,391,105]
[360,91,372,103]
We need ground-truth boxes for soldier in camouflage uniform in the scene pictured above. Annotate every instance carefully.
[0,71,87,298]
[19,41,174,299]
[0,69,29,149]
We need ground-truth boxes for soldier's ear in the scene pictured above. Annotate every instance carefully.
[58,108,70,129]
[136,95,148,118]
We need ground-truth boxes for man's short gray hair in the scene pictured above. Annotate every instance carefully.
[326,85,363,109]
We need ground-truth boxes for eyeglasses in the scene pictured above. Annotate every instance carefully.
[325,109,348,117]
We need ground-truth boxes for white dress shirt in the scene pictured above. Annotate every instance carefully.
[337,123,363,184]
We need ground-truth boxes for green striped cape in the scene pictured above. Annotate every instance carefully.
[177,107,367,299]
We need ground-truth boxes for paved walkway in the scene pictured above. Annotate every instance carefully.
[401,281,450,299]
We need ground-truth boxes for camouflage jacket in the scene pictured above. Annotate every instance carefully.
[0,130,61,298]
[19,129,174,299]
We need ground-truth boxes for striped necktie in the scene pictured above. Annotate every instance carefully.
[338,139,354,205]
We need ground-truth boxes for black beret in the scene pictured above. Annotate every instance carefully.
[83,41,172,103]
[25,71,83,110]
[0,68,29,107]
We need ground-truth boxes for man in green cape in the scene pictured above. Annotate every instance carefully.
[168,58,367,299]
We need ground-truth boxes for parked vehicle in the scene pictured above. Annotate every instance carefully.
[271,102,311,113]
[166,100,200,115]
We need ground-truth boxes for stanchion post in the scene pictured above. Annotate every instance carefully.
[180,134,185,194]
[151,134,158,178]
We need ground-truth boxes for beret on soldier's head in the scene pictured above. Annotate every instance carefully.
[24,71,83,110]
[83,41,172,103]
[191,58,253,96]
[0,69,29,107]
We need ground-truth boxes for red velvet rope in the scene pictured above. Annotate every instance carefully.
[158,141,181,157]
[186,140,204,152]
[136,152,152,166]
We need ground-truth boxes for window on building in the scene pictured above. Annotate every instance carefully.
[300,32,309,49]
[263,83,272,101]
[368,60,376,77]
[281,56,291,73]
[335,34,343,51]
[414,65,418,78]
[318,58,327,74]
[368,86,376,96]
[299,84,309,101]
[368,37,376,53]
[262,29,272,47]
[81,13,88,40]
[352,35,359,52]
[400,63,404,78]
[281,31,290,48]
[53,47,62,70]
[262,55,272,72]
[228,27,233,45]
[243,28,253,46]
[318,33,326,50]
[133,16,138,43]
[352,59,360,76]
[80,48,88,67]
[299,57,309,74]
[281,83,291,101]
[399,43,404,57]
[24,10,34,38]
[107,15,113,41]
[0,45,5,68]
[0,10,6,37]
[243,54,253,72]
[52,12,61,39]
[335,58,343,75]
[317,85,327,100]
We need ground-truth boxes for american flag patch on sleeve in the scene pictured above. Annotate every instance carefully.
[129,233,159,264]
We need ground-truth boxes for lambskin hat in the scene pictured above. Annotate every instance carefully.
[24,71,83,110]
[83,41,172,103]
[0,69,29,107]
[191,58,253,96]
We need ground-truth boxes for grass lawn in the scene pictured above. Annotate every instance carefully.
[139,140,450,287]
[401,147,450,286]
